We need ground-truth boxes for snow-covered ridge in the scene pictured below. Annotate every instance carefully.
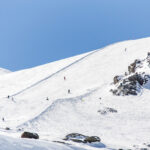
[0,68,11,75]
[1,37,150,149]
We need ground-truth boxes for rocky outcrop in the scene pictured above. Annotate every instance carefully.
[64,133,101,143]
[98,107,117,115]
[113,76,122,84]
[21,132,39,139]
[128,59,141,74]
[111,73,147,96]
[5,127,10,130]
[110,53,150,96]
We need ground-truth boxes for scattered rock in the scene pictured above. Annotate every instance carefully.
[110,56,150,96]
[98,107,117,115]
[5,127,10,130]
[21,132,39,139]
[147,144,150,147]
[107,107,117,113]
[111,72,149,96]
[17,128,23,131]
[128,59,141,74]
[64,133,101,143]
[147,52,150,56]
[98,109,107,115]
[114,76,121,84]
[128,73,145,85]
[84,136,100,143]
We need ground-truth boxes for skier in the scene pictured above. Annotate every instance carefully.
[7,95,10,99]
[46,97,49,101]
[64,76,66,80]
[68,89,71,94]
[2,117,4,122]
[12,97,14,101]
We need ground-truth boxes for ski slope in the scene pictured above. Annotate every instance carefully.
[0,37,150,149]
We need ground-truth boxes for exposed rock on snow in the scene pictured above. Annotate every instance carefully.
[5,127,10,130]
[21,132,39,139]
[113,76,122,84]
[98,107,117,115]
[64,133,101,143]
[128,59,142,74]
[111,53,150,96]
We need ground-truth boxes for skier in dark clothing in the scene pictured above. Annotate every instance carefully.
[64,76,66,80]
[2,118,4,122]
[68,89,71,94]
[7,95,10,99]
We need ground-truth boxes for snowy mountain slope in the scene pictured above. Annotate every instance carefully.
[0,68,11,75]
[0,134,87,150]
[0,37,150,149]
[0,52,90,98]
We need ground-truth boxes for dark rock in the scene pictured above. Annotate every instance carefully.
[17,128,22,131]
[113,76,121,84]
[147,144,150,147]
[21,132,39,139]
[128,74,144,85]
[84,136,100,143]
[64,133,88,143]
[98,107,117,115]
[5,127,10,130]
[98,110,107,115]
[64,133,101,143]
[110,73,147,96]
[106,107,117,113]
[128,59,141,74]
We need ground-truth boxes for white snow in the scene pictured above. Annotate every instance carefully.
[0,37,150,149]
[0,68,11,75]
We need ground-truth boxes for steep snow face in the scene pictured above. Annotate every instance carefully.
[1,37,150,149]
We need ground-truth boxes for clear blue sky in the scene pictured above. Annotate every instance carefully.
[1,0,150,71]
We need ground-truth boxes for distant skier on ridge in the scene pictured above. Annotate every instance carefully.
[64,76,66,80]
[68,89,71,94]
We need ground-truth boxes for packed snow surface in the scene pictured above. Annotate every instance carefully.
[1,37,150,149]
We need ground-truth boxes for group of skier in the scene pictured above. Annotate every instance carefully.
[46,76,70,101]
[64,76,71,94]
[4,76,71,122]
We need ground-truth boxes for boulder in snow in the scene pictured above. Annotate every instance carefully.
[64,133,100,143]
[21,132,39,139]
[98,107,117,115]
[5,127,10,130]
